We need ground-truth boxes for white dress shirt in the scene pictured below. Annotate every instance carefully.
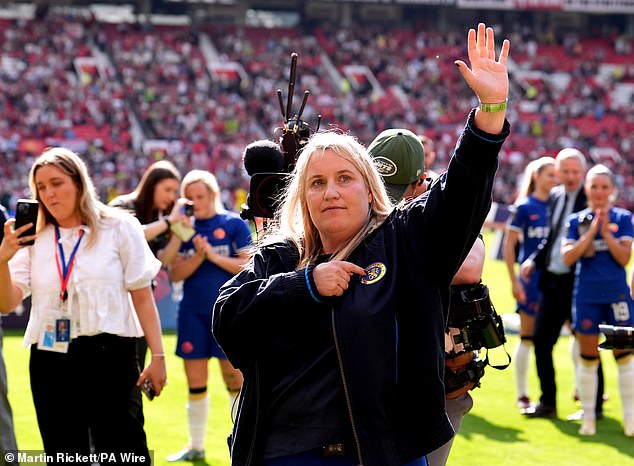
[9,213,161,346]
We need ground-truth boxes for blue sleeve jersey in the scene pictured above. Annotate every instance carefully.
[179,212,253,315]
[508,195,549,314]
[567,207,634,303]
[508,195,550,263]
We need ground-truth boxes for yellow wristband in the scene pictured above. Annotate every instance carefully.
[480,100,508,113]
[479,100,507,113]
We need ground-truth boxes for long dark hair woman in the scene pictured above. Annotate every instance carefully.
[110,160,189,261]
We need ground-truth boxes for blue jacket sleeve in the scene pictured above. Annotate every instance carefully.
[212,242,323,369]
[397,109,509,288]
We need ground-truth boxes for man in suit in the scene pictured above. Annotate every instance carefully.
[519,148,605,419]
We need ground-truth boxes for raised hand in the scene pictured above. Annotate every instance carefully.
[455,22,510,105]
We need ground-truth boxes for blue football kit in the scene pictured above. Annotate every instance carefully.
[508,195,550,315]
[566,207,634,334]
[176,212,253,359]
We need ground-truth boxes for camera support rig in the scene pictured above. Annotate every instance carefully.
[241,52,321,223]
[276,52,321,175]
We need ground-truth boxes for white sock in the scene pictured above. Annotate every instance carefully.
[228,390,240,422]
[571,338,581,395]
[187,394,209,450]
[577,360,599,421]
[515,340,532,398]
[617,356,634,422]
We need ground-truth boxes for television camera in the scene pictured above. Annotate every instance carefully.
[241,53,321,221]
[599,324,634,349]
[444,282,510,398]
[448,283,508,352]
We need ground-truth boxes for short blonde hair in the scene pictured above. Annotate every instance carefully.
[181,169,224,212]
[586,163,617,204]
[271,131,392,268]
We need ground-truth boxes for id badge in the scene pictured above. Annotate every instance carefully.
[56,318,70,342]
[38,310,70,353]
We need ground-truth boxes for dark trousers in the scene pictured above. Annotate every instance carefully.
[533,271,604,410]
[30,334,150,465]
[136,337,148,370]
[263,450,427,466]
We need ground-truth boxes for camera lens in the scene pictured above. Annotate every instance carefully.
[18,204,28,214]
[184,204,194,216]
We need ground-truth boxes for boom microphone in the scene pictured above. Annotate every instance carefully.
[243,140,284,176]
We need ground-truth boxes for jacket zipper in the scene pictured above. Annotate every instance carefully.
[331,307,365,466]
[245,362,260,466]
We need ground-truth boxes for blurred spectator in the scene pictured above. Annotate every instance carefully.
[0,203,18,466]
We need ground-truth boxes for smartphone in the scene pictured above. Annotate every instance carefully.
[141,379,156,401]
[14,199,39,246]
[184,202,194,217]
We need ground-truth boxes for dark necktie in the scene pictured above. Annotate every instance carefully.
[546,193,569,269]
[552,193,570,237]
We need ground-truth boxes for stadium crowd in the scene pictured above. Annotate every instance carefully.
[3,10,634,463]
[1,10,633,214]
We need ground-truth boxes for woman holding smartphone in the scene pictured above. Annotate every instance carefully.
[109,160,191,265]
[0,147,166,464]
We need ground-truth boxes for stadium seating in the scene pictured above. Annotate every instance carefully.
[1,13,633,213]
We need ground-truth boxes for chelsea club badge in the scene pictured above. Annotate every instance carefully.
[360,262,386,285]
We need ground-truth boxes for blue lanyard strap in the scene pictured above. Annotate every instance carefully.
[54,225,84,301]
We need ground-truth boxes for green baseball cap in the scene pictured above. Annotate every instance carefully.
[368,128,425,202]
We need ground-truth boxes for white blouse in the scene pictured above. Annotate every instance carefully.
[9,214,161,345]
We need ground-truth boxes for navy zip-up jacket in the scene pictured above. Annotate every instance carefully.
[213,110,510,466]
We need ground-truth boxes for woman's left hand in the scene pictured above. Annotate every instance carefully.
[168,198,192,224]
[137,356,168,397]
[455,23,510,106]
[192,235,209,260]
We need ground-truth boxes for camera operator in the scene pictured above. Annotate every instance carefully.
[433,238,487,466]
[561,163,634,437]
[369,130,497,466]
